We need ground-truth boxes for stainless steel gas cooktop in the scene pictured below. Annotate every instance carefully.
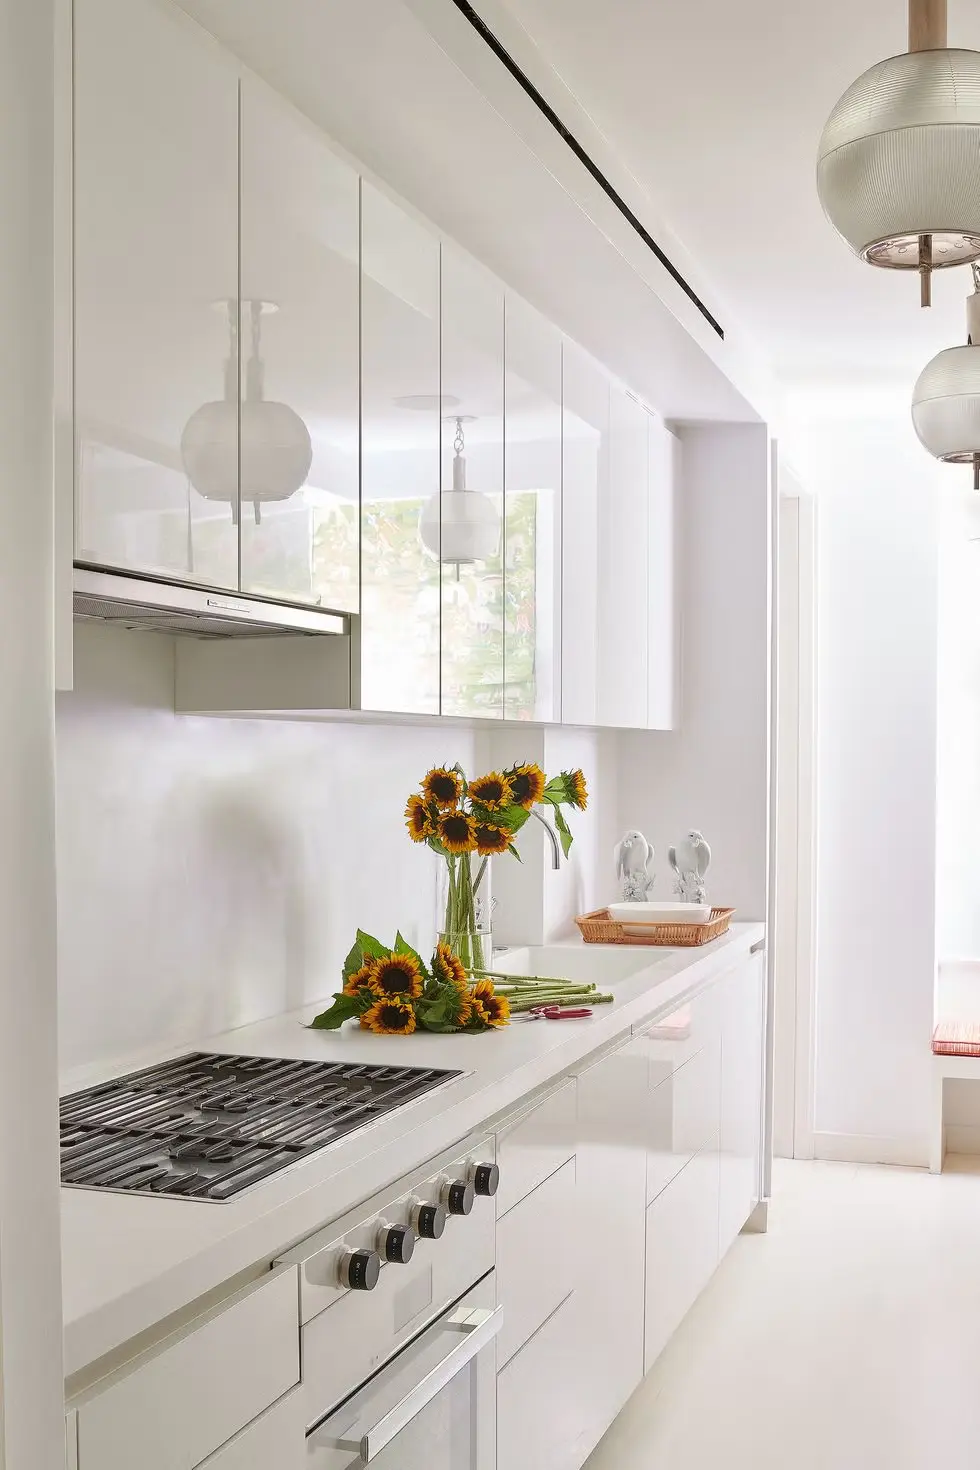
[60,1052,463,1201]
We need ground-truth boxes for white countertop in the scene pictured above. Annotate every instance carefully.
[61,924,763,1379]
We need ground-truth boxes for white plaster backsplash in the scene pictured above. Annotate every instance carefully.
[56,623,479,1077]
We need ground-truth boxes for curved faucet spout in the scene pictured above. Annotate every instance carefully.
[531,807,562,870]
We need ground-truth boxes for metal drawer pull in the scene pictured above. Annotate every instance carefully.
[320,1304,503,1461]
[749,938,766,955]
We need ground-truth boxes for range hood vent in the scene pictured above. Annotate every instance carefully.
[72,566,349,639]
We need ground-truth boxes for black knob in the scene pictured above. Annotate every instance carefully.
[380,1223,416,1265]
[442,1178,475,1216]
[412,1202,447,1240]
[471,1162,499,1198]
[341,1249,381,1291]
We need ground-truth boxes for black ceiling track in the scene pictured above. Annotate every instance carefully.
[446,0,724,340]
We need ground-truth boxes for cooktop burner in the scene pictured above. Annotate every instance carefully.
[60,1052,463,1201]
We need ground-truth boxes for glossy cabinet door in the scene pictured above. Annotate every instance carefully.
[647,412,679,729]
[719,951,765,1254]
[503,297,562,722]
[239,79,359,613]
[597,387,649,728]
[643,1145,721,1373]
[360,183,441,715]
[74,0,239,587]
[439,244,505,718]
[560,341,606,726]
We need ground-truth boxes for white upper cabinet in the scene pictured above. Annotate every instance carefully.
[647,412,680,730]
[597,387,649,729]
[239,79,359,614]
[439,244,505,719]
[360,182,441,716]
[560,341,606,728]
[73,0,240,587]
[504,297,562,723]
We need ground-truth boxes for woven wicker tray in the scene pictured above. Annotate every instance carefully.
[575,907,735,947]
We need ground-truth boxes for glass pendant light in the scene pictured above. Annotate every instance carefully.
[817,0,980,306]
[912,264,980,486]
[181,300,312,524]
[419,416,501,565]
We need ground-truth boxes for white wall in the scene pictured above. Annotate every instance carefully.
[57,623,480,1077]
[791,404,940,1166]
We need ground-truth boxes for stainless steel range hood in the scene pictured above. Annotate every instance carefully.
[72,565,349,639]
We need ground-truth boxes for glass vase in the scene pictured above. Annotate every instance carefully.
[437,851,493,974]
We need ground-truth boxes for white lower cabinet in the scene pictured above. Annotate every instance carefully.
[719,950,765,1255]
[497,1294,580,1470]
[496,1156,576,1369]
[200,1391,305,1469]
[643,1147,721,1373]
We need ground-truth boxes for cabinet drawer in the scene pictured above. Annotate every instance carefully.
[646,1038,721,1204]
[497,1157,576,1368]
[644,1149,720,1373]
[495,1079,576,1217]
[200,1390,305,1469]
[634,983,722,1083]
[75,1267,299,1470]
[497,1295,580,1470]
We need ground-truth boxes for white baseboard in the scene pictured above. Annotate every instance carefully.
[812,1131,929,1169]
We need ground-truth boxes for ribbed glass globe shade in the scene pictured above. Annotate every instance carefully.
[419,490,500,564]
[817,48,980,270]
[911,345,980,461]
[181,399,312,507]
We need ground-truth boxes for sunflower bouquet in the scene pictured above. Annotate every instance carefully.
[308,931,510,1035]
[405,762,588,971]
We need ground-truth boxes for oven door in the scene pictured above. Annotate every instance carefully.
[306,1276,499,1470]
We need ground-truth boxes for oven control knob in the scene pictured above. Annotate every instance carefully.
[379,1223,416,1265]
[412,1201,447,1240]
[442,1178,475,1216]
[470,1162,500,1198]
[340,1249,381,1292]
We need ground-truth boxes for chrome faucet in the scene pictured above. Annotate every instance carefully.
[531,807,562,870]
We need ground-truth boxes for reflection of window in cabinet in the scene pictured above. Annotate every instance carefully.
[504,296,562,723]
[598,387,649,729]
[360,182,441,715]
[239,78,359,613]
[73,0,239,587]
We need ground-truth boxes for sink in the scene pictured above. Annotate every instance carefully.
[492,944,665,986]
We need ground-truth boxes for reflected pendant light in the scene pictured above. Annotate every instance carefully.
[912,264,980,486]
[181,300,312,524]
[817,0,980,306]
[419,416,501,565]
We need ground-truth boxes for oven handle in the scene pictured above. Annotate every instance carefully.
[315,1303,503,1462]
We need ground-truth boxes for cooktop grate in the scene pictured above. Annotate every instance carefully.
[60,1052,463,1202]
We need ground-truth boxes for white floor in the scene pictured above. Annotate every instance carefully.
[586,1158,980,1469]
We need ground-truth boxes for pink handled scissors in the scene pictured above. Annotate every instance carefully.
[523,1004,593,1021]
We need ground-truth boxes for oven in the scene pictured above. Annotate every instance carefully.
[275,1132,500,1470]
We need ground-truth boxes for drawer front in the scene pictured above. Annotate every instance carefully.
[634,982,723,1084]
[495,1080,576,1217]
[200,1391,305,1470]
[497,1157,576,1368]
[76,1267,299,1470]
[497,1295,580,1470]
[644,1149,720,1374]
[646,1037,721,1204]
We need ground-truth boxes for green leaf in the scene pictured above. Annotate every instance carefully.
[307,994,360,1030]
[394,931,428,979]
[552,807,575,859]
[427,836,450,858]
[497,804,532,833]
[356,929,388,960]
[342,939,364,983]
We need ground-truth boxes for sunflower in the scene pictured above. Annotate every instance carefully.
[564,769,589,811]
[474,822,511,856]
[431,942,468,988]
[438,811,477,854]
[507,762,546,809]
[422,767,463,810]
[362,997,417,1035]
[468,771,513,812]
[470,978,511,1028]
[343,961,378,997]
[370,953,424,1000]
[405,794,434,844]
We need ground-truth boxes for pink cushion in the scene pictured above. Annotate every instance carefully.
[933,1019,980,1057]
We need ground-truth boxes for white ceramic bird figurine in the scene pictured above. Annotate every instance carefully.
[667,830,712,904]
[614,830,655,902]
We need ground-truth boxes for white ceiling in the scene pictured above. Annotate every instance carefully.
[496,0,980,393]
